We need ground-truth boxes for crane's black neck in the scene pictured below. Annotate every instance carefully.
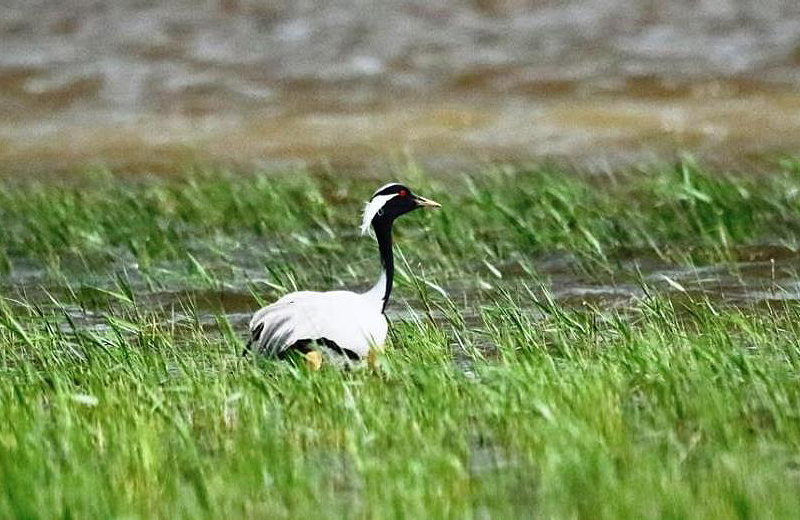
[373,218,394,312]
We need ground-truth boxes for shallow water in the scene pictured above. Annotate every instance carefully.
[3,245,798,341]
[2,1,800,173]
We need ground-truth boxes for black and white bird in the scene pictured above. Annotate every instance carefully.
[245,183,440,368]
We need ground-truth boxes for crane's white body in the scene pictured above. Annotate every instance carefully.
[248,273,388,358]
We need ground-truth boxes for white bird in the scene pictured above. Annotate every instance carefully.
[245,183,441,368]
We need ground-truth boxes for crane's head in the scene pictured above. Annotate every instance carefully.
[361,183,440,234]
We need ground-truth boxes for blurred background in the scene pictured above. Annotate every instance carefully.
[2,0,800,174]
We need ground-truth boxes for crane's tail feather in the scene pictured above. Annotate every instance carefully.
[245,311,295,357]
[242,322,264,356]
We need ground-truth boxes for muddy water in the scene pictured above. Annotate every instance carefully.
[3,246,799,341]
[2,0,800,173]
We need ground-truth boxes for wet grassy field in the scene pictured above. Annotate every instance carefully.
[2,159,800,517]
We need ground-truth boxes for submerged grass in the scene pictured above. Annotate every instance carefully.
[1,159,800,517]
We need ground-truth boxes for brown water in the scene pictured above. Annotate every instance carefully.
[2,0,800,173]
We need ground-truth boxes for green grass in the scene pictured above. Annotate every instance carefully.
[2,159,800,518]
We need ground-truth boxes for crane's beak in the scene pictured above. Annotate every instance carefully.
[414,195,441,208]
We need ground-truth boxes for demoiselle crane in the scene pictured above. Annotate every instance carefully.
[245,183,440,368]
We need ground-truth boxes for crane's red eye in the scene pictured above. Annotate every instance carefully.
[399,189,407,197]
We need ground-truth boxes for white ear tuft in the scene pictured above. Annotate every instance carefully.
[360,193,396,235]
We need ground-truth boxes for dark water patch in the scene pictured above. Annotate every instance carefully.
[733,245,797,263]
[142,289,259,315]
